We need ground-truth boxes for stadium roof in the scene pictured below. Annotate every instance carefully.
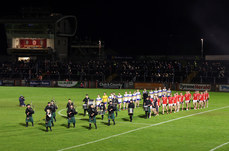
[0,15,62,24]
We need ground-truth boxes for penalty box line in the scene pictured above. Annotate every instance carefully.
[57,106,229,151]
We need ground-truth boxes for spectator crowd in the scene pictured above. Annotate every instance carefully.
[0,59,228,84]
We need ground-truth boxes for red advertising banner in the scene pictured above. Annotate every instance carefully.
[20,39,47,48]
[134,83,164,89]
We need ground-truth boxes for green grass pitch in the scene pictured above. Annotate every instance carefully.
[0,86,229,151]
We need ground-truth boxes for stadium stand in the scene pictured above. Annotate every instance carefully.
[0,59,228,84]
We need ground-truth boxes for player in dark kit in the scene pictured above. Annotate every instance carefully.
[66,99,74,109]
[144,97,152,119]
[50,101,58,122]
[44,102,54,126]
[128,100,135,122]
[83,94,90,116]
[67,105,78,128]
[45,109,52,132]
[88,104,98,130]
[108,101,116,126]
[143,89,148,102]
[112,95,119,117]
[100,102,106,120]
[25,104,34,127]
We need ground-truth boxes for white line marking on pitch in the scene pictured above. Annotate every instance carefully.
[210,141,229,151]
[58,108,67,117]
[58,108,82,119]
[57,106,229,151]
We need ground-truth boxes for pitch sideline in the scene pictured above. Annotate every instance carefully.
[57,106,229,151]
[210,141,229,151]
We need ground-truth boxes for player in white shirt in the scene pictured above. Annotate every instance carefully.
[158,87,162,98]
[167,88,171,97]
[136,89,141,108]
[117,93,123,111]
[154,88,158,96]
[96,95,102,110]
[132,91,137,108]
[108,93,114,101]
[162,87,167,97]
[127,91,132,108]
[113,92,116,98]
[158,87,162,105]
[123,92,128,110]
[149,90,154,99]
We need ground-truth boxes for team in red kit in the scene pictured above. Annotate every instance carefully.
[144,88,210,117]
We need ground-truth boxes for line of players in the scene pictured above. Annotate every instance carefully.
[95,87,170,111]
[160,90,209,116]
[92,87,210,118]
[24,87,210,131]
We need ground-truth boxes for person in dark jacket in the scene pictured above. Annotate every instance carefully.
[112,95,119,117]
[108,101,115,126]
[50,100,58,122]
[144,97,152,119]
[66,99,74,109]
[25,104,34,127]
[128,100,135,122]
[19,95,25,107]
[44,102,54,126]
[88,104,98,130]
[100,102,106,120]
[142,89,148,102]
[67,105,78,128]
[82,94,90,116]
[45,109,52,132]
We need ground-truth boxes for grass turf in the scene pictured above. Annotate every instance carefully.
[0,86,229,151]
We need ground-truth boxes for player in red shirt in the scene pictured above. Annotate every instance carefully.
[173,93,178,113]
[193,91,199,110]
[184,91,191,111]
[179,92,184,111]
[204,90,210,108]
[162,95,168,114]
[188,91,192,110]
[196,91,200,109]
[199,92,204,109]
[168,94,174,113]
[156,96,160,115]
[149,97,154,118]
[176,92,180,112]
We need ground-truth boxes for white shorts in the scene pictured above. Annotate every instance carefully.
[162,104,167,107]
[173,103,176,106]
[193,100,197,103]
[169,104,173,107]
[185,100,189,103]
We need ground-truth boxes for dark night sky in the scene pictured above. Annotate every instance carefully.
[1,0,229,55]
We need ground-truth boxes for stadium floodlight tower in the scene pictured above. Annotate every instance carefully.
[0,8,77,62]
